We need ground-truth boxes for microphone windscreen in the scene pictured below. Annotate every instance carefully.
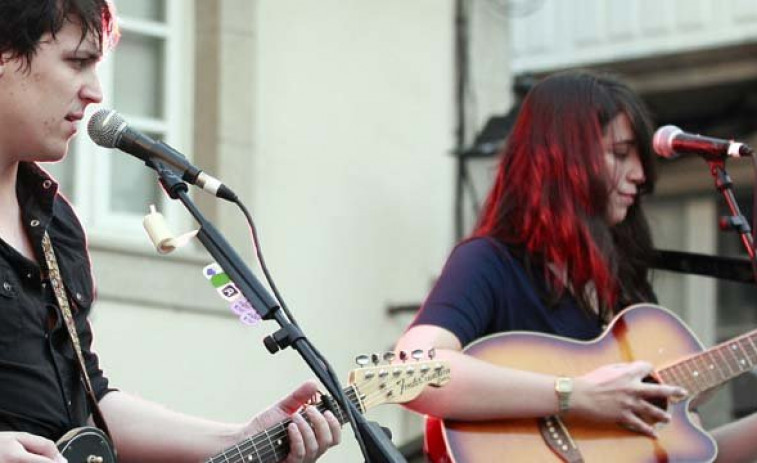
[87,108,126,148]
[652,125,682,159]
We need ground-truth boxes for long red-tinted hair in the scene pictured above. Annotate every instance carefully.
[475,71,657,317]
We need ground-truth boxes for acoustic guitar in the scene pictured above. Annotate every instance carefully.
[58,357,451,463]
[428,303,755,462]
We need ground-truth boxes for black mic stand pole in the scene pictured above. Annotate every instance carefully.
[148,159,406,463]
[706,159,757,284]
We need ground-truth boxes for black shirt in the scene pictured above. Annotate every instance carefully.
[0,163,111,441]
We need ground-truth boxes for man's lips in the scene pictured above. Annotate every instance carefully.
[64,113,83,135]
[65,112,83,122]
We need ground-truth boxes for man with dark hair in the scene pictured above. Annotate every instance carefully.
[0,1,340,462]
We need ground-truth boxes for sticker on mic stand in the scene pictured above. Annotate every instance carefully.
[203,263,262,326]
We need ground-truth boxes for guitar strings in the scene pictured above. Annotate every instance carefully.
[208,385,361,463]
[210,383,368,463]
[208,377,409,463]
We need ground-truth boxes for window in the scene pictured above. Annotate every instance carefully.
[43,0,194,244]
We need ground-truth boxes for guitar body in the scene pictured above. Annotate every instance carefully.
[430,304,718,462]
[57,427,117,463]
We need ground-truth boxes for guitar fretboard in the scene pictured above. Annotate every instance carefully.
[206,386,360,463]
[657,329,757,398]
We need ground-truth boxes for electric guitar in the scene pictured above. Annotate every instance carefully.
[428,303,756,462]
[207,355,450,463]
[57,427,116,463]
[58,356,451,463]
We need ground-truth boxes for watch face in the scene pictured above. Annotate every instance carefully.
[556,378,572,392]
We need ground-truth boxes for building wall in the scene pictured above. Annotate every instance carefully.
[87,1,464,460]
[510,0,757,74]
[76,0,757,458]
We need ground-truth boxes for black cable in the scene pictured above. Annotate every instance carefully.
[233,198,301,328]
[453,0,470,241]
[461,160,482,219]
[231,198,372,460]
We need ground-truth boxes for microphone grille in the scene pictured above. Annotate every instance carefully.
[652,125,682,159]
[87,108,126,148]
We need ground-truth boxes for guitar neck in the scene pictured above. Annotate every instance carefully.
[206,386,360,463]
[658,328,757,397]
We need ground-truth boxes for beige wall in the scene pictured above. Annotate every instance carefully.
[88,1,494,460]
[80,1,757,458]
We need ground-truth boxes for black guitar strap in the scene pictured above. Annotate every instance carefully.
[41,232,113,441]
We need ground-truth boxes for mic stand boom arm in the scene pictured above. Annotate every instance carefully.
[148,159,406,463]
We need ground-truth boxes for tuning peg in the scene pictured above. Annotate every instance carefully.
[383,352,396,364]
[399,351,408,363]
[355,354,370,367]
[428,348,436,360]
[371,353,380,365]
[411,349,424,361]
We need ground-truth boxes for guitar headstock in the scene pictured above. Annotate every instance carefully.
[348,349,450,412]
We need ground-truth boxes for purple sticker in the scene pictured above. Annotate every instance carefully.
[239,311,262,326]
[230,299,252,316]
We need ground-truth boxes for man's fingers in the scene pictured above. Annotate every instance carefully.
[324,411,341,445]
[292,411,318,458]
[278,381,320,415]
[285,421,306,463]
[14,433,63,460]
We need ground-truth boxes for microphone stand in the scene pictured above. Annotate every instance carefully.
[147,159,406,463]
[706,159,757,284]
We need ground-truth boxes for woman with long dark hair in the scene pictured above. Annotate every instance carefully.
[396,70,757,461]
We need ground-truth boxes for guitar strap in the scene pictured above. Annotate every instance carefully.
[41,232,113,440]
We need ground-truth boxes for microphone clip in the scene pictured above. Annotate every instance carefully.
[147,157,189,199]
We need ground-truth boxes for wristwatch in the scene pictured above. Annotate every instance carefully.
[554,376,573,414]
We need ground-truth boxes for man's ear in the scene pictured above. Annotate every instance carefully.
[0,53,6,77]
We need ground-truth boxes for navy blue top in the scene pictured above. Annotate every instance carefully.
[410,238,604,347]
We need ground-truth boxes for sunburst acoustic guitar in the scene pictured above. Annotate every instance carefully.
[427,303,756,462]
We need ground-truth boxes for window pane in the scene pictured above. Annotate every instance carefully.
[109,146,162,215]
[116,0,166,22]
[113,32,165,118]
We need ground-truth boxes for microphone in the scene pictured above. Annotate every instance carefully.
[87,109,237,201]
[653,125,754,160]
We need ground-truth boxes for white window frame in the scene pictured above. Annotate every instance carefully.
[67,0,195,249]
